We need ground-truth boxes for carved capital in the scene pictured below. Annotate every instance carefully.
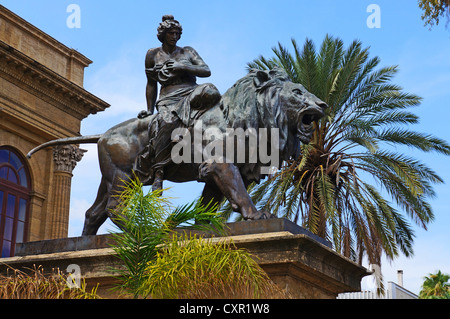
[53,145,86,173]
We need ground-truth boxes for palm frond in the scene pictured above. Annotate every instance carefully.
[247,35,450,278]
[109,177,227,298]
[376,128,450,155]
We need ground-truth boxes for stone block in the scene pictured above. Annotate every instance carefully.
[1,219,369,299]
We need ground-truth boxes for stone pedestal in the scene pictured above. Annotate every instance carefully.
[0,219,369,299]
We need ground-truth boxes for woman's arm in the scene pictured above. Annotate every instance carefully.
[145,49,158,114]
[146,80,157,114]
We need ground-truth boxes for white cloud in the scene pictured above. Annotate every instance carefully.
[84,41,148,120]
[69,145,101,236]
[68,198,89,237]
[69,198,90,223]
[67,42,149,237]
[68,196,115,237]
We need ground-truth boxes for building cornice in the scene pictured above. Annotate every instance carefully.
[0,40,109,119]
[0,5,92,68]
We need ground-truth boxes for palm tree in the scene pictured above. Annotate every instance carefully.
[139,233,287,298]
[245,35,450,268]
[109,177,226,298]
[419,270,450,299]
[109,177,285,298]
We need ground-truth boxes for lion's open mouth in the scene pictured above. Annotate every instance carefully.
[297,107,324,143]
[302,114,318,126]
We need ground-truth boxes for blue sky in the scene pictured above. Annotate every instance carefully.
[3,0,450,295]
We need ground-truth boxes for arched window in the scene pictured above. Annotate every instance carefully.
[0,147,31,257]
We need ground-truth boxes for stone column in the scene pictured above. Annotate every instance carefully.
[49,145,86,239]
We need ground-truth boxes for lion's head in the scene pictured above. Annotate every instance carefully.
[216,68,326,181]
[251,68,327,146]
[278,80,327,144]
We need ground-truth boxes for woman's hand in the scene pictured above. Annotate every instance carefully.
[165,59,186,73]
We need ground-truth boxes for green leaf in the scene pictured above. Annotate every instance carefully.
[247,34,450,289]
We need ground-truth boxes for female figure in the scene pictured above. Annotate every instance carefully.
[142,15,220,123]
[136,15,220,189]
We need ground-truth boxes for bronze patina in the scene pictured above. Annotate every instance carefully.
[27,16,326,235]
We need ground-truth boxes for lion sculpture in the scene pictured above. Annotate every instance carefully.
[28,69,326,235]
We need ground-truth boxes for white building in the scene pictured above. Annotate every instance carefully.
[337,270,418,299]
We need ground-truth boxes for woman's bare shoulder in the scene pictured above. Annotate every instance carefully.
[146,47,162,58]
[145,47,162,67]
[180,46,198,54]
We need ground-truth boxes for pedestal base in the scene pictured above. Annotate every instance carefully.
[0,219,369,299]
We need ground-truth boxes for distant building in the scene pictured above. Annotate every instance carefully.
[0,5,109,257]
[337,270,418,299]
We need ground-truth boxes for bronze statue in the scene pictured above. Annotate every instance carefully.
[141,15,220,119]
[27,16,327,236]
[137,15,220,191]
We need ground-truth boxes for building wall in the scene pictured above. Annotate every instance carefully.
[0,5,90,87]
[0,5,109,246]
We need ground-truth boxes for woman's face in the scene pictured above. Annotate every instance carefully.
[164,28,181,46]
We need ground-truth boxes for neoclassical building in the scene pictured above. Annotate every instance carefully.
[0,5,109,257]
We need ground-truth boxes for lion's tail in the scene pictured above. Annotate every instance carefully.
[27,135,102,158]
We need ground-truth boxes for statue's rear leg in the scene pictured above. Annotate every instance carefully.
[200,181,224,211]
[81,169,132,235]
[201,162,273,220]
[82,177,109,235]
[195,182,224,225]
